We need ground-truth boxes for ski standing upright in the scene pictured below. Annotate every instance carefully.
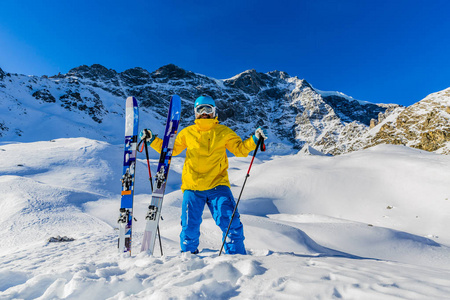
[118,96,139,255]
[141,95,181,254]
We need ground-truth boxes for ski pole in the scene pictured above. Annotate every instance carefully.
[219,136,265,256]
[143,141,154,191]
[140,140,164,256]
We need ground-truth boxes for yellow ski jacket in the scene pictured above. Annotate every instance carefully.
[150,118,256,191]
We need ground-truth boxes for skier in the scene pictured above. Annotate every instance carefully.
[140,95,267,255]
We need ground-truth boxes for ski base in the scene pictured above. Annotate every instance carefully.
[118,96,139,255]
[140,95,181,255]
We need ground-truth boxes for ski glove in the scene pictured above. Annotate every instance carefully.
[139,128,156,145]
[252,127,268,144]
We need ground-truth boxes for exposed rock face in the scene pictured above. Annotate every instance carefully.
[0,63,448,154]
[67,64,118,81]
[59,89,105,123]
[357,88,450,152]
[32,89,56,103]
[322,95,386,125]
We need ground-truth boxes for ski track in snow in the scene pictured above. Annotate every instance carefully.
[1,138,450,299]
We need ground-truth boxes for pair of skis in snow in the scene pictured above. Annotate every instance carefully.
[118,95,181,255]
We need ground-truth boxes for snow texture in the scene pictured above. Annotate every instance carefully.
[1,138,450,299]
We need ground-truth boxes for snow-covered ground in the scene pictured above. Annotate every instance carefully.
[1,138,450,299]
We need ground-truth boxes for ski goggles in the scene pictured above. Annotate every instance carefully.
[194,104,215,115]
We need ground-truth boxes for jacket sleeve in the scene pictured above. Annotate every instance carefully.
[225,130,257,157]
[150,130,187,156]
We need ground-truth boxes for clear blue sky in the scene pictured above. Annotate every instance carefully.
[1,0,449,106]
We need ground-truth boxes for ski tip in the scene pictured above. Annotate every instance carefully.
[171,95,181,103]
[170,95,182,111]
[126,96,138,105]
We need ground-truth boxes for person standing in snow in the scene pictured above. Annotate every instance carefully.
[140,95,267,255]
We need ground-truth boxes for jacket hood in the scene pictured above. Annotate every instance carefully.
[194,118,219,131]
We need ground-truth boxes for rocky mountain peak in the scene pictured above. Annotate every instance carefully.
[67,64,118,81]
[119,67,152,86]
[151,64,194,81]
[267,70,291,80]
[224,69,273,94]
[121,67,151,78]
[348,87,450,153]
[0,67,5,80]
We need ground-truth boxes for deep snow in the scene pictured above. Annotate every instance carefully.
[1,138,450,299]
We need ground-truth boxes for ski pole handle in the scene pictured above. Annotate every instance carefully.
[246,137,264,175]
[259,137,266,152]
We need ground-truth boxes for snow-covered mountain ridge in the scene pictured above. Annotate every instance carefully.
[1,64,449,155]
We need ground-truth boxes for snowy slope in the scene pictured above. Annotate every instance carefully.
[0,73,160,144]
[1,138,450,299]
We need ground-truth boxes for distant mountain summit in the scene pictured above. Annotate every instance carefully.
[353,88,450,154]
[0,64,448,154]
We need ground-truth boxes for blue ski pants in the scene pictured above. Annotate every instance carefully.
[180,185,246,254]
